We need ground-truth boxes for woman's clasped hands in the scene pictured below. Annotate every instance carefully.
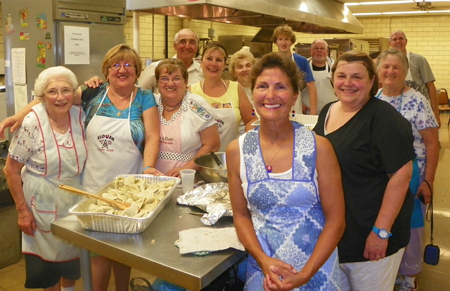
[260,256,306,291]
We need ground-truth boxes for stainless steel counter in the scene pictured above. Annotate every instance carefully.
[51,186,246,291]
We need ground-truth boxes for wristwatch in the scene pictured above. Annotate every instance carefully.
[372,226,392,239]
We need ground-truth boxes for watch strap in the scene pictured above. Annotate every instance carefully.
[372,225,392,239]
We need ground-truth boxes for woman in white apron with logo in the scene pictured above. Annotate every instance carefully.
[190,42,257,152]
[78,44,161,291]
[81,86,159,291]
[4,66,87,290]
[82,88,142,192]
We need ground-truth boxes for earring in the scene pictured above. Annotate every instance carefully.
[252,109,255,116]
[135,80,139,85]
[291,108,295,118]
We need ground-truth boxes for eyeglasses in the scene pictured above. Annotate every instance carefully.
[158,76,184,84]
[109,63,135,71]
[44,88,74,98]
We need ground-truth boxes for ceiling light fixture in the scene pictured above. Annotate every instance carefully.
[428,9,450,12]
[383,10,427,14]
[353,10,429,16]
[344,1,414,6]
[345,0,450,5]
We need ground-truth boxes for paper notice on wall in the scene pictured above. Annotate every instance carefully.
[14,84,28,114]
[64,26,90,64]
[11,48,26,84]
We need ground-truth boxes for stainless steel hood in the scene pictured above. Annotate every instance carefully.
[127,0,363,35]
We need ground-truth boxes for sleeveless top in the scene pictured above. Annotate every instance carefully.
[239,121,340,291]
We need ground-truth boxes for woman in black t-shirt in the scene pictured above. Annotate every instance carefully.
[313,51,415,291]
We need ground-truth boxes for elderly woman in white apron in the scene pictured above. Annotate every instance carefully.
[153,58,220,176]
[4,66,87,291]
[1,44,162,291]
[190,41,257,152]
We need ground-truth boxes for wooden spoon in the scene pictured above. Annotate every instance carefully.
[59,185,132,210]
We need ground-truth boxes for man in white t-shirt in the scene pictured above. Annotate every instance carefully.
[138,29,203,92]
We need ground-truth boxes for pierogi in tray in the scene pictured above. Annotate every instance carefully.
[69,175,180,233]
[87,176,176,218]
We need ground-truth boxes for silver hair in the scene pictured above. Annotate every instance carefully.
[376,48,409,75]
[173,28,199,45]
[34,66,78,97]
[389,30,407,42]
[311,39,329,49]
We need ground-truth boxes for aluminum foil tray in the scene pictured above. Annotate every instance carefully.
[69,174,180,234]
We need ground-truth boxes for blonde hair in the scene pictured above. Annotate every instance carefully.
[229,50,256,78]
[201,41,228,60]
[101,44,142,80]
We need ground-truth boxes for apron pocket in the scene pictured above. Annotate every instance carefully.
[31,200,57,233]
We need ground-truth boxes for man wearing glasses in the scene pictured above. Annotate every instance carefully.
[301,39,337,114]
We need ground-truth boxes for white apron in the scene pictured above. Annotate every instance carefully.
[22,104,87,261]
[207,81,238,152]
[82,88,143,193]
[302,61,336,113]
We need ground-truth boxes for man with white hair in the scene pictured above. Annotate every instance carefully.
[301,39,337,114]
[389,30,439,125]
[138,28,203,91]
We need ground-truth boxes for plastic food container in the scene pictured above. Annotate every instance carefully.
[69,174,180,234]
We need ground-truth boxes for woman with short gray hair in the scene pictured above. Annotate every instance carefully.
[4,66,87,291]
[376,48,439,291]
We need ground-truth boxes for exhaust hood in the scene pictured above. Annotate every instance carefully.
[127,0,363,35]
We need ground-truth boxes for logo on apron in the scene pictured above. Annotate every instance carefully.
[97,134,115,151]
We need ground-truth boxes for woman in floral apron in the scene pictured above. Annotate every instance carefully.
[227,53,345,290]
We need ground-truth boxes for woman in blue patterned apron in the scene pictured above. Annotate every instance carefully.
[226,52,345,291]
[376,48,439,291]
[3,66,87,291]
[153,58,220,176]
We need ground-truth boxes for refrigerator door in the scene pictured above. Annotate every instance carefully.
[55,22,125,84]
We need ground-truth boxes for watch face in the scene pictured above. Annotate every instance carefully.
[379,229,389,238]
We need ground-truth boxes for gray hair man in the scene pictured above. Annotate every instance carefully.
[301,39,337,114]
[138,29,203,91]
[389,30,439,125]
